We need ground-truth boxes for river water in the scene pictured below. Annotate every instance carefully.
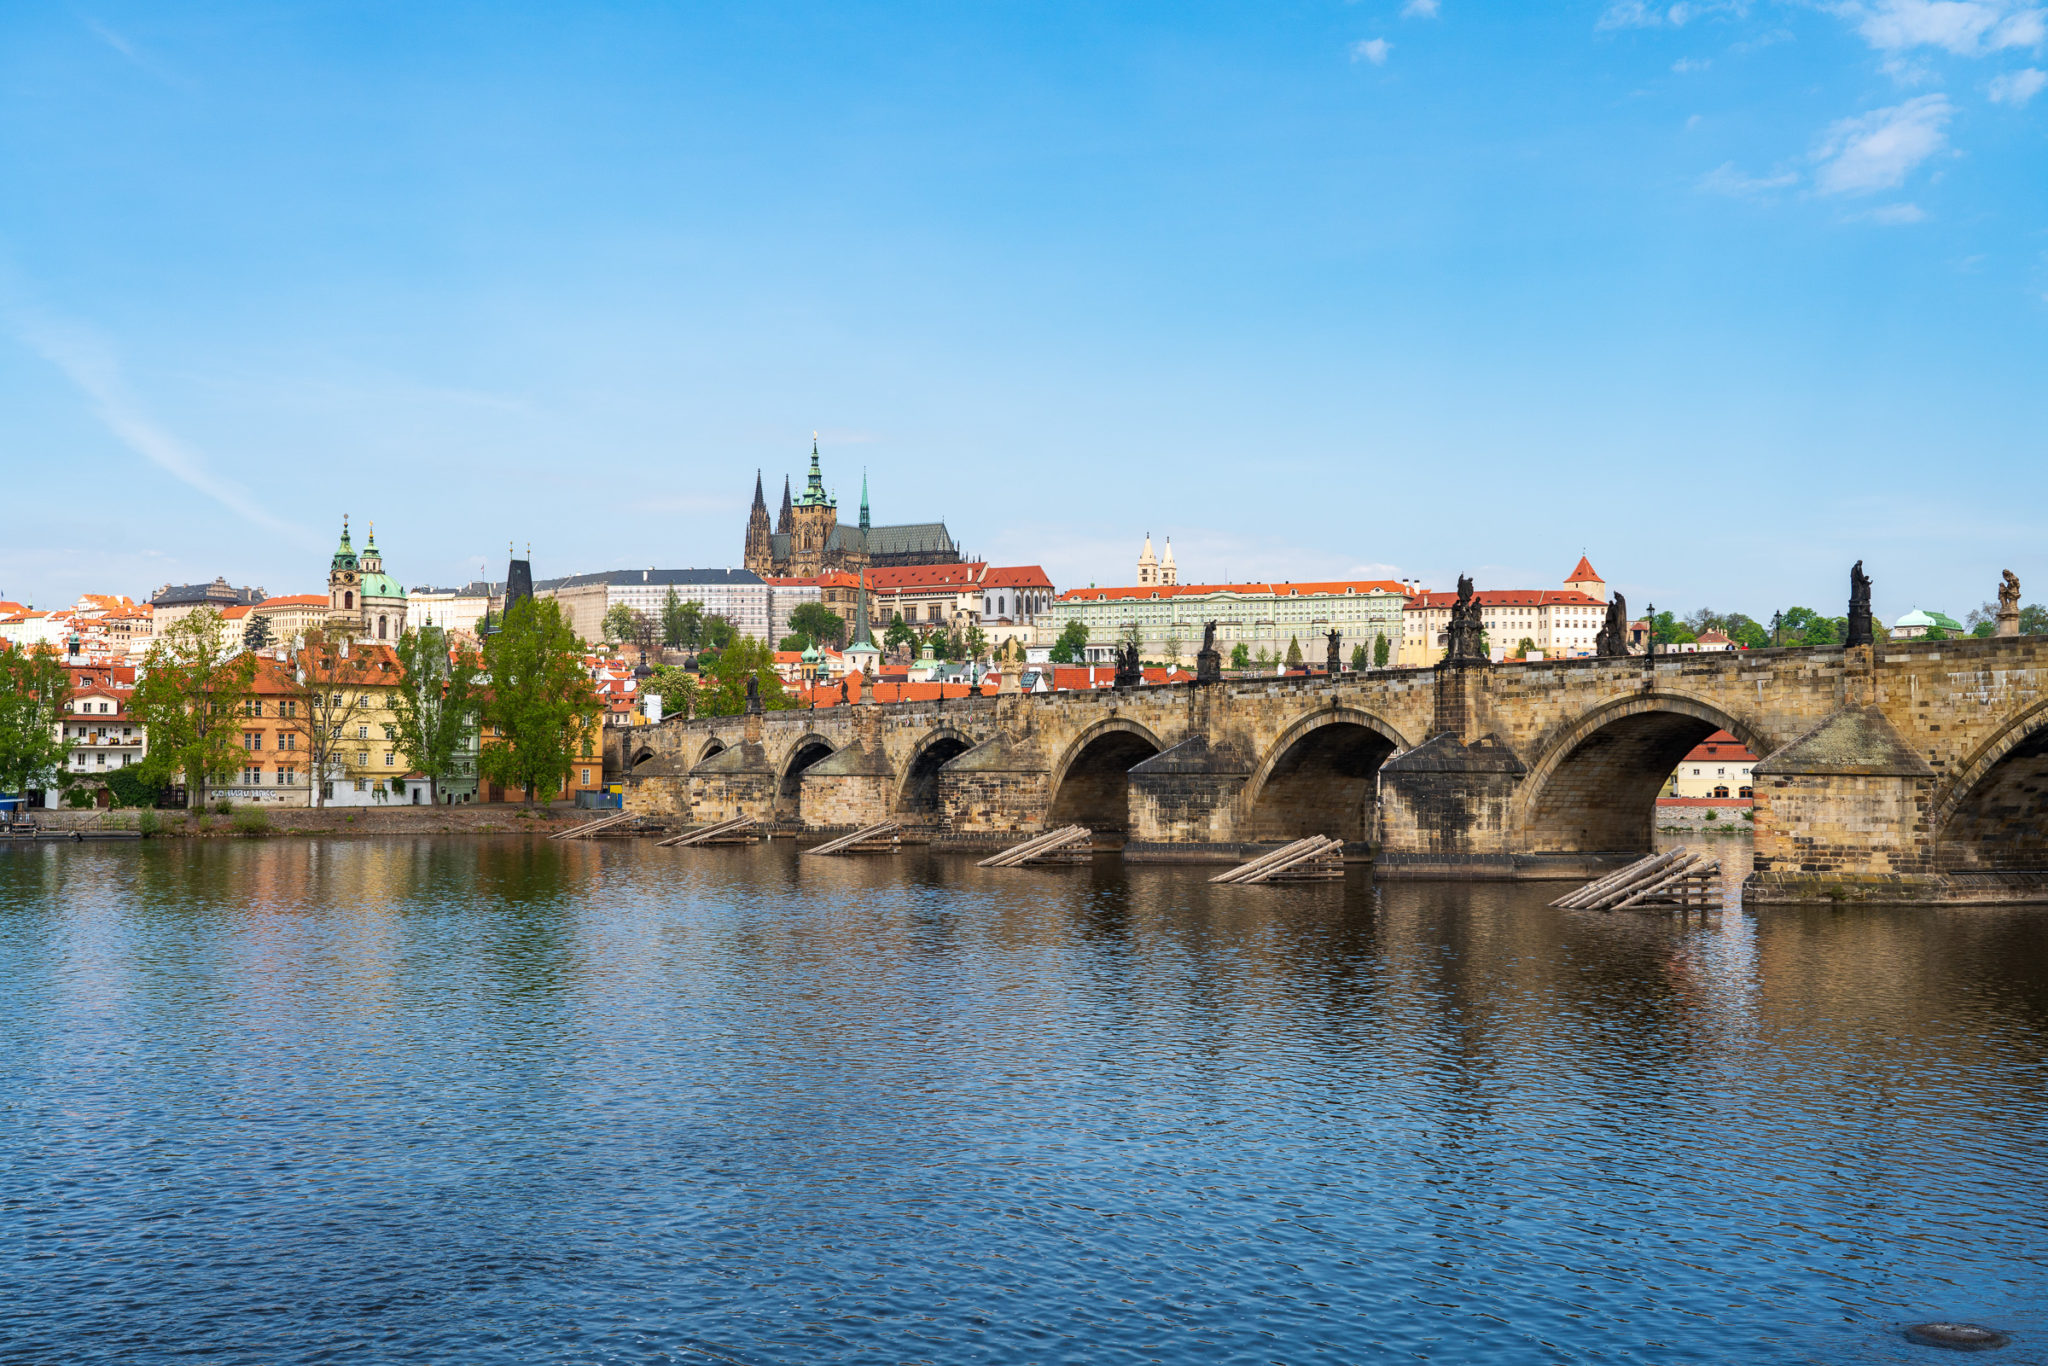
[1,837,2043,1364]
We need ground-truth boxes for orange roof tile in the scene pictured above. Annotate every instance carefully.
[1058,579,1408,603]
[1565,556,1603,584]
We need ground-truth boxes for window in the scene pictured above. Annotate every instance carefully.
[384,753,394,767]
[96,753,106,766]
[100,702,110,714]
[357,725,369,740]
[581,768,591,785]
[358,751,369,766]
[282,733,295,751]
[383,725,395,741]
[1712,785,1730,798]
[344,591,353,609]
[1738,785,1753,798]
[281,700,296,718]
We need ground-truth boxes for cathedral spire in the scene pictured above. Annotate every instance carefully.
[751,470,766,512]
[778,475,794,534]
[860,469,870,532]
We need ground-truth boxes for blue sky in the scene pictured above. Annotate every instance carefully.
[1,1,2042,624]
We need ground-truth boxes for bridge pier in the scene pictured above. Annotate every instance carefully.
[1124,735,1255,860]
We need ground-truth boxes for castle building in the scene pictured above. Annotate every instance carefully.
[743,440,959,579]
[326,517,409,642]
[1135,534,1177,588]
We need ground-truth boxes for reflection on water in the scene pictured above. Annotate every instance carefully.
[2,838,2045,1364]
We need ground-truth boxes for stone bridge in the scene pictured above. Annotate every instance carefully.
[621,636,2048,904]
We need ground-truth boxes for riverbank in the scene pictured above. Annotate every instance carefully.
[16,804,597,838]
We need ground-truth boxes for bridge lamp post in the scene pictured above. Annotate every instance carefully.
[1645,602,1655,658]
[1771,610,1784,648]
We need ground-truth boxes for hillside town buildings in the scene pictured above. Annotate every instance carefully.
[1397,557,1613,666]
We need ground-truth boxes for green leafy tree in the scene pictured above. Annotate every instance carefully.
[242,613,272,653]
[481,597,602,804]
[1373,632,1391,668]
[1048,620,1089,664]
[964,623,988,661]
[1648,611,1697,648]
[1230,642,1251,670]
[641,663,698,720]
[599,603,641,648]
[0,645,70,814]
[787,601,846,650]
[1514,636,1537,659]
[701,614,739,652]
[391,625,482,805]
[883,612,914,654]
[1254,646,1271,666]
[1777,606,1843,646]
[1285,636,1303,668]
[697,636,793,717]
[2024,605,2048,634]
[659,589,702,649]
[131,609,258,809]
[1349,643,1368,672]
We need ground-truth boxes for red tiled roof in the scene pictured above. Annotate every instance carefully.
[255,594,331,609]
[1059,579,1408,603]
[1679,730,1756,764]
[1406,589,1605,609]
[1565,556,1603,584]
[979,565,1053,589]
[864,563,989,591]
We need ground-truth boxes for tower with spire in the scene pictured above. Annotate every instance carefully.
[740,435,959,579]
[744,471,774,574]
[1136,533,1159,588]
[1160,537,1177,587]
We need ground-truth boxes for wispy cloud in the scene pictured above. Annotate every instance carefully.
[1989,66,2048,102]
[18,318,305,540]
[1699,161,1799,194]
[1401,0,1441,17]
[1598,1,1749,30]
[82,16,192,89]
[1672,56,1713,71]
[1868,201,1928,221]
[1351,37,1392,64]
[1812,94,1953,194]
[1848,0,2046,56]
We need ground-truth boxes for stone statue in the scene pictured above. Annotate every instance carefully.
[1445,574,1488,664]
[1114,639,1142,689]
[1594,591,1630,658]
[1195,619,1223,685]
[1846,561,1875,648]
[1998,570,2022,637]
[744,673,762,715]
[839,678,849,704]
[1326,629,1343,677]
[1202,621,1217,655]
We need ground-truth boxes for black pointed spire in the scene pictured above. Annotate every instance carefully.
[778,475,794,534]
[751,469,766,511]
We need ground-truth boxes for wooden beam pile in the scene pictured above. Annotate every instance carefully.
[1552,846,1723,912]
[1210,835,1346,885]
[805,821,902,856]
[550,810,636,841]
[657,815,758,848]
[978,825,1094,867]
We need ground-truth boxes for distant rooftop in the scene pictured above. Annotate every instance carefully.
[535,568,766,590]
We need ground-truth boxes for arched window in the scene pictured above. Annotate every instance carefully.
[344,591,354,610]
[1738,785,1753,799]
[378,615,387,639]
[1712,785,1730,799]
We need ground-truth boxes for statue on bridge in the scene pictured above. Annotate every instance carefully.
[745,674,763,715]
[1847,561,1875,648]
[1595,591,1630,658]
[1445,574,1488,664]
[1196,620,1223,685]
[1998,570,2023,637]
[1326,629,1343,677]
[1114,638,1143,689]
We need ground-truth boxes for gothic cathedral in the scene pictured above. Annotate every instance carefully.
[743,439,962,578]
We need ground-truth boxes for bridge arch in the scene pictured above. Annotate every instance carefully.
[1242,707,1411,844]
[693,737,728,767]
[1932,700,2048,871]
[775,733,837,816]
[898,726,977,821]
[1048,718,1166,834]
[1516,692,1770,855]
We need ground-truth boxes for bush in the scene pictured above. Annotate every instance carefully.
[103,767,161,809]
[1704,811,1718,822]
[213,798,234,815]
[65,786,95,809]
[230,808,271,836]
[136,810,162,838]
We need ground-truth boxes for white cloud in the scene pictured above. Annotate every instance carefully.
[1351,37,1392,63]
[1812,94,1953,194]
[1597,0,1747,29]
[1851,0,2046,56]
[17,318,304,539]
[1989,66,2048,102]
[1699,161,1800,194]
[1869,201,1929,221]
[1673,56,1713,71]
[1401,0,1440,15]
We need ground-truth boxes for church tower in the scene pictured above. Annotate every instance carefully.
[1136,533,1158,588]
[744,471,774,574]
[326,515,362,636]
[777,476,794,535]
[1161,538,1177,587]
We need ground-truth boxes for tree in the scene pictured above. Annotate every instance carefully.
[1373,632,1391,668]
[660,589,701,649]
[642,663,698,719]
[778,634,809,653]
[1163,627,1182,666]
[600,602,641,648]
[701,614,739,652]
[1724,615,1770,649]
[697,636,793,717]
[884,612,915,654]
[242,613,272,653]
[131,609,258,809]
[1648,611,1696,648]
[1230,642,1251,670]
[1254,646,1271,666]
[787,601,846,650]
[2025,605,2048,635]
[964,623,988,662]
[1514,636,1537,659]
[1777,607,1843,647]
[1350,643,1368,672]
[1285,636,1303,668]
[1049,620,1089,664]
[279,632,387,808]
[0,645,70,815]
[391,625,482,805]
[481,597,602,804]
